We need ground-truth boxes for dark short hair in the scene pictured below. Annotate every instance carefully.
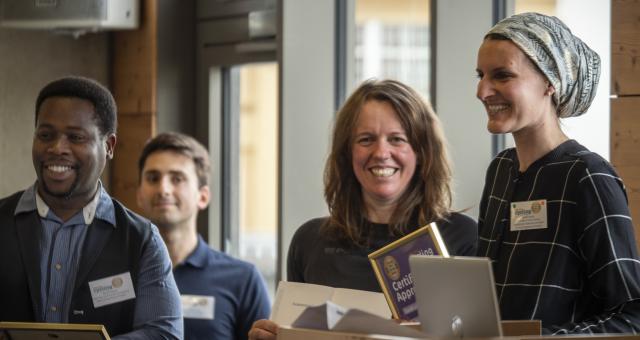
[138,132,210,188]
[35,76,117,136]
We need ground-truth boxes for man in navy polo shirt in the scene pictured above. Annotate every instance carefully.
[136,132,271,340]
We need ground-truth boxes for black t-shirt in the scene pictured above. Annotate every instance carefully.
[287,212,478,292]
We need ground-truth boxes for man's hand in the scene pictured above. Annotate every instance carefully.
[248,319,279,340]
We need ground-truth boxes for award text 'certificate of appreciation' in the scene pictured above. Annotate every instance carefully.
[368,222,449,320]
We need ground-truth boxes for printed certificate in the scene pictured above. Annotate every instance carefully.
[368,222,449,320]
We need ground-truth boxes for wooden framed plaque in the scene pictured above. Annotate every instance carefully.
[0,322,110,340]
[368,222,449,320]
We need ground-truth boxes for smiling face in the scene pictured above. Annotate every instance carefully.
[137,150,209,231]
[32,97,115,208]
[476,38,556,136]
[351,99,417,210]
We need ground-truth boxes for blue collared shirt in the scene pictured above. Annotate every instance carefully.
[15,183,183,339]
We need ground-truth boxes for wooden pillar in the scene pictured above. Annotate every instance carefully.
[611,0,640,249]
[111,0,157,212]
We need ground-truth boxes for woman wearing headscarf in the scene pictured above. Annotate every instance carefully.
[476,12,640,334]
[249,79,477,339]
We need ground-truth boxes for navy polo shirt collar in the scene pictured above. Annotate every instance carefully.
[181,235,209,269]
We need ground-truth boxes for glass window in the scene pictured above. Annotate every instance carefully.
[232,62,279,298]
[354,0,431,100]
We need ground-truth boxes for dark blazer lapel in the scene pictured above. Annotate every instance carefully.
[74,219,114,292]
[15,211,44,319]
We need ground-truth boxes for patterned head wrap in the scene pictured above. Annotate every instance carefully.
[486,12,600,118]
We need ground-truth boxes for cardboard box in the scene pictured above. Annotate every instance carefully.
[277,320,541,340]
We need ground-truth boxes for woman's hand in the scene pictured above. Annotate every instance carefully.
[248,319,279,340]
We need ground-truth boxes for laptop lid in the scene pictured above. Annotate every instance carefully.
[408,255,502,338]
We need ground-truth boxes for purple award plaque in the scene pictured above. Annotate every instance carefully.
[368,222,449,320]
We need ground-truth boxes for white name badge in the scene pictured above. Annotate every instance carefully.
[88,272,136,308]
[181,295,215,320]
[510,199,548,231]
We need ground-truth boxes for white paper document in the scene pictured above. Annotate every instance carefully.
[270,281,390,326]
[291,301,427,338]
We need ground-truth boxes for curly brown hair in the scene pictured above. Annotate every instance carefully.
[323,79,452,245]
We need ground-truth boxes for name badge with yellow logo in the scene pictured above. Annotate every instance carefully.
[510,199,548,231]
[181,295,215,320]
[88,272,136,308]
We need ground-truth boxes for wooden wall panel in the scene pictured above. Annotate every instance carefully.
[611,0,640,95]
[611,97,640,249]
[111,0,157,211]
[611,97,640,165]
[113,0,157,114]
[612,0,640,250]
[112,114,156,210]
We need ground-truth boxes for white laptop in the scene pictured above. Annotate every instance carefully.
[408,255,503,338]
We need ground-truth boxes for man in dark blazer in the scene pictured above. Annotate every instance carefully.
[0,76,182,339]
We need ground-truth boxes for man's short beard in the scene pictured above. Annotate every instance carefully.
[41,177,80,201]
[155,219,181,231]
